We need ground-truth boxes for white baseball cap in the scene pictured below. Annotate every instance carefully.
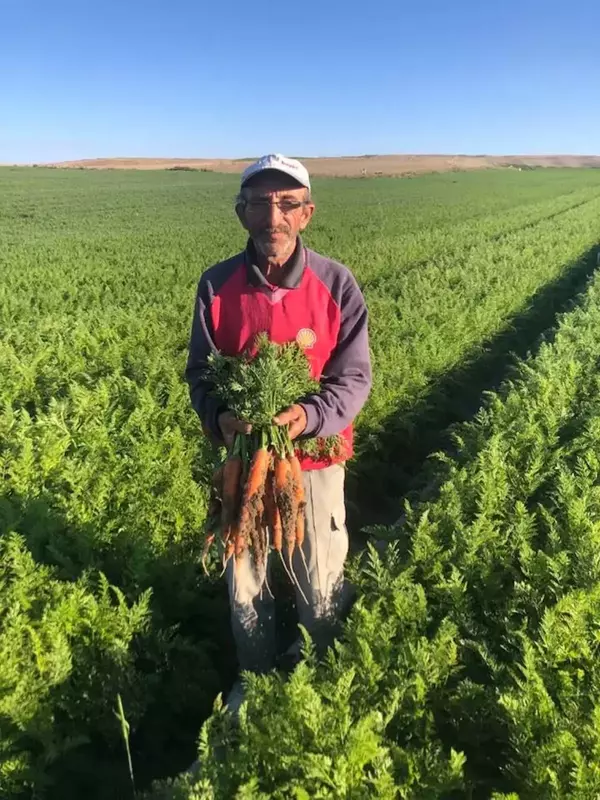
[241,153,311,190]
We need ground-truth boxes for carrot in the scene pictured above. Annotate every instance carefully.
[289,453,306,549]
[238,447,270,542]
[273,456,296,551]
[264,477,280,548]
[294,500,311,589]
[289,454,304,504]
[248,497,265,571]
[272,455,308,603]
[295,504,305,548]
[274,455,290,495]
[277,459,295,550]
[272,502,283,552]
[218,530,235,577]
[259,500,268,569]
[242,447,271,503]
[269,484,302,595]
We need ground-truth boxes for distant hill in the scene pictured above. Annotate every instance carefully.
[43,154,600,177]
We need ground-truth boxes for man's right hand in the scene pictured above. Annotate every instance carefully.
[218,411,252,449]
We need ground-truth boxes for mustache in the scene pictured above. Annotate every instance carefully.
[256,226,291,236]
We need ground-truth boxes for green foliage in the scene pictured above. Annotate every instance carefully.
[149,229,600,793]
[0,533,149,795]
[203,334,343,458]
[3,166,600,797]
[205,333,319,426]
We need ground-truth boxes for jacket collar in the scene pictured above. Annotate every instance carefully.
[245,236,305,289]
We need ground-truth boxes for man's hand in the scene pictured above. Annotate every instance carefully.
[273,404,308,440]
[218,411,252,449]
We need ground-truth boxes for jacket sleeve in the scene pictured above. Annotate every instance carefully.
[300,272,372,438]
[184,278,225,441]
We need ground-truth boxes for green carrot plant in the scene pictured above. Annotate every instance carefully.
[3,166,600,797]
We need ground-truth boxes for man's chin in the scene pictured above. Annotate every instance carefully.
[258,243,278,255]
[254,238,293,258]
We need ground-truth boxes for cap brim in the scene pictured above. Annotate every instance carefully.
[241,166,309,190]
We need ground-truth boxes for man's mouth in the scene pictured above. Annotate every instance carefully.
[260,230,289,239]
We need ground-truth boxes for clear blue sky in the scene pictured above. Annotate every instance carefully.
[1,0,599,162]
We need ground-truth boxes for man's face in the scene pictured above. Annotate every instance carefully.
[236,171,315,260]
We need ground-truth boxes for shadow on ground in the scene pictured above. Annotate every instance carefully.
[347,242,600,538]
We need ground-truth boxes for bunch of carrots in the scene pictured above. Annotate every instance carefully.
[200,334,339,595]
[203,427,309,598]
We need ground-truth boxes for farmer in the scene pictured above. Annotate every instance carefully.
[185,154,371,712]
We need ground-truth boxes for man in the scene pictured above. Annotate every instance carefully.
[185,153,371,712]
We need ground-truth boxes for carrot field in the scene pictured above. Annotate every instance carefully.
[2,166,600,799]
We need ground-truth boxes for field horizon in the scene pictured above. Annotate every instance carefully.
[7,152,600,176]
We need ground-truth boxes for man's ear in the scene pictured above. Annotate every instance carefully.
[299,202,315,232]
[235,203,249,231]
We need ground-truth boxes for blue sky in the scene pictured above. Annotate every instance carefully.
[1,0,599,162]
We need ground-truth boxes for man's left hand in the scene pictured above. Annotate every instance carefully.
[273,404,308,440]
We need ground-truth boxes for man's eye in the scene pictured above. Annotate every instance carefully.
[245,200,303,213]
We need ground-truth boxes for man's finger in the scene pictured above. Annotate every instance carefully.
[231,419,252,434]
[273,407,296,425]
[273,405,307,439]
[218,411,252,447]
[288,420,304,440]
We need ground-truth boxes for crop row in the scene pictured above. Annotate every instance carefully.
[354,193,600,522]
[149,258,600,799]
[1,169,600,796]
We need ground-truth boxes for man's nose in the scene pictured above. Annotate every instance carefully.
[266,203,284,225]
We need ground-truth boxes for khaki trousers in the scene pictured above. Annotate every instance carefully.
[225,463,349,673]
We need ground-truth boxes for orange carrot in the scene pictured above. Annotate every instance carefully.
[264,476,282,551]
[295,504,305,548]
[274,458,294,544]
[272,456,306,599]
[287,455,306,559]
[242,447,271,504]
[289,455,304,503]
[272,504,283,552]
[274,455,290,494]
[266,458,307,601]
[294,501,311,593]
[238,447,270,539]
[289,454,306,552]
[249,498,265,571]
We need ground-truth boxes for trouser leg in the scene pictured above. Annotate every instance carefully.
[225,549,276,673]
[292,463,349,654]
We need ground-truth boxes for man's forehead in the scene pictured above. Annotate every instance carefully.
[243,170,306,195]
[246,185,306,199]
